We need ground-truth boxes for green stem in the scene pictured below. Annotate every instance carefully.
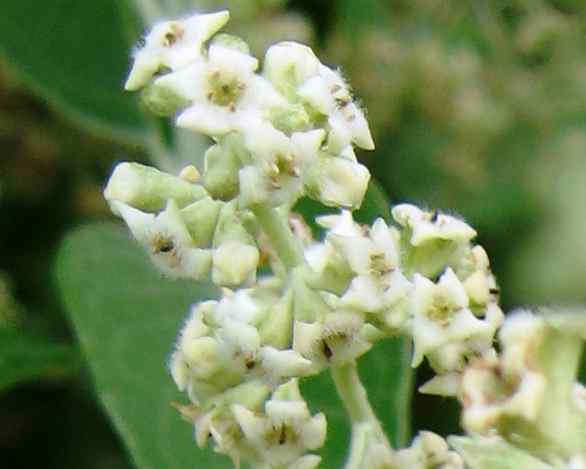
[537,329,585,457]
[251,204,304,270]
[331,362,394,468]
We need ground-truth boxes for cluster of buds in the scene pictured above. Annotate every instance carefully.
[105,7,586,469]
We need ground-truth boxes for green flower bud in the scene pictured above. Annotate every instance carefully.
[212,241,259,287]
[180,196,223,247]
[203,142,242,200]
[141,80,190,116]
[104,162,207,212]
[304,156,370,210]
[258,289,293,349]
[211,33,251,55]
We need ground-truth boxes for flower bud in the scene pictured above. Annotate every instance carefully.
[304,156,370,209]
[179,196,222,247]
[212,241,259,287]
[104,162,207,212]
[202,142,242,200]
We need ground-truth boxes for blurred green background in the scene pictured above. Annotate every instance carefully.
[1,0,586,467]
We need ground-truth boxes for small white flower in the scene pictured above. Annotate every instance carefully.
[232,380,326,468]
[125,11,230,90]
[459,354,547,435]
[392,204,477,247]
[298,64,374,152]
[156,43,285,137]
[258,346,314,382]
[110,200,212,279]
[239,126,326,207]
[293,312,373,367]
[410,268,497,370]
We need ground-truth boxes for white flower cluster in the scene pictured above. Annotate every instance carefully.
[106,8,586,469]
[457,309,586,466]
[125,10,373,211]
[169,279,326,467]
[299,204,503,388]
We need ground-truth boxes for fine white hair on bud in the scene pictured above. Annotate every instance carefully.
[125,11,230,91]
[392,204,477,247]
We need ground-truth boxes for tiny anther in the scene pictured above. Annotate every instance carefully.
[322,341,333,360]
[179,165,200,183]
[431,210,439,223]
[489,288,500,295]
[279,426,287,445]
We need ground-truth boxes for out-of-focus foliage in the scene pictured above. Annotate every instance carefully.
[325,0,586,308]
[0,0,146,142]
[1,0,586,467]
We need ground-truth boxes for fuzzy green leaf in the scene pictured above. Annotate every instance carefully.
[56,222,229,469]
[0,0,146,143]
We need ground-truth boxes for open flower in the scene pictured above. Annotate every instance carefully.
[125,11,230,90]
[459,312,550,435]
[239,126,326,208]
[293,312,375,368]
[155,43,285,136]
[392,204,477,247]
[110,200,212,280]
[410,268,500,371]
[232,380,326,468]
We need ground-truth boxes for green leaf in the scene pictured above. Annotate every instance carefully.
[56,222,229,469]
[298,180,414,466]
[0,327,80,392]
[0,0,146,143]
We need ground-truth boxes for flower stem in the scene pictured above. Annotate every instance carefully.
[331,362,394,468]
[251,204,304,270]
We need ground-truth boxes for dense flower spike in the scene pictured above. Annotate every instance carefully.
[107,8,586,469]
